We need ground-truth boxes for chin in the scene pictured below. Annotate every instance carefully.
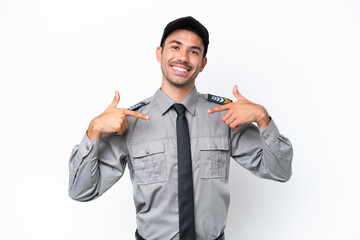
[168,78,194,87]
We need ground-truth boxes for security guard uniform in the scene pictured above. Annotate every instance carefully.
[68,87,293,240]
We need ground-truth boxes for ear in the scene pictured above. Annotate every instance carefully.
[199,56,207,72]
[156,46,162,63]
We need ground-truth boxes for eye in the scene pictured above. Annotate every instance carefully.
[190,50,199,55]
[171,46,179,50]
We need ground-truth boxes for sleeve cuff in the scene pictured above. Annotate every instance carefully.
[259,118,280,147]
[78,132,100,157]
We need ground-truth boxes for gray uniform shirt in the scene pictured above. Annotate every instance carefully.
[68,87,293,240]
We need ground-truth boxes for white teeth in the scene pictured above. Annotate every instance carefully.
[172,66,188,72]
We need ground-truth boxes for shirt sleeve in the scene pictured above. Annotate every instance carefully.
[68,133,128,201]
[230,118,293,182]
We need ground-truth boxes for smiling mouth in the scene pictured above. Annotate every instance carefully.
[171,65,190,72]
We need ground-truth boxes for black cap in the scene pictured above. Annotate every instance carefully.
[160,16,209,57]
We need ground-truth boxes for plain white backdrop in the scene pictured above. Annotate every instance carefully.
[1,0,359,239]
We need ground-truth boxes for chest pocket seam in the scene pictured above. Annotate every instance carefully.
[199,138,230,179]
[129,140,167,185]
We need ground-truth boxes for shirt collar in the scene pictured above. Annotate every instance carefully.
[154,87,198,116]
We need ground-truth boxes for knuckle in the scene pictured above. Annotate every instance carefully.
[118,109,125,115]
[115,122,122,129]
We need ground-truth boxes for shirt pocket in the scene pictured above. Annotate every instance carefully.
[199,138,230,179]
[129,140,167,185]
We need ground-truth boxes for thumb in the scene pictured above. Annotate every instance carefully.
[233,85,245,101]
[108,91,120,109]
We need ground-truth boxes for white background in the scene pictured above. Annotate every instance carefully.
[1,0,359,239]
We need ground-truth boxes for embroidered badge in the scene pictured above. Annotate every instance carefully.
[207,94,233,105]
[128,101,149,111]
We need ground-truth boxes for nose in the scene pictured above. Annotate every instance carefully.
[177,49,189,63]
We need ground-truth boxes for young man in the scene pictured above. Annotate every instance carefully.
[69,16,293,240]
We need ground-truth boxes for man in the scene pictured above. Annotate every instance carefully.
[68,16,293,240]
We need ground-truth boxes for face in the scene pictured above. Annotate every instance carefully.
[156,29,207,88]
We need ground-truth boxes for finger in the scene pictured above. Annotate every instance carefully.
[233,85,246,101]
[225,115,237,125]
[107,91,120,110]
[221,111,232,122]
[124,109,150,120]
[229,119,242,129]
[115,118,129,136]
[124,118,129,130]
[207,104,231,114]
[115,129,124,135]
[119,119,128,135]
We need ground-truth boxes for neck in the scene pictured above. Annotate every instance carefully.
[160,79,195,103]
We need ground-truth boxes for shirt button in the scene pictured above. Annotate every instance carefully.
[213,144,217,149]
[85,144,90,151]
[264,134,269,140]
[146,149,150,154]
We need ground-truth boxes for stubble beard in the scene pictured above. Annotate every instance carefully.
[164,74,195,88]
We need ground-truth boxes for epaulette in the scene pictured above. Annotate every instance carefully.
[128,101,149,111]
[206,94,233,105]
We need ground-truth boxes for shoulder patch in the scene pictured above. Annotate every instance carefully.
[128,101,149,111]
[207,94,233,105]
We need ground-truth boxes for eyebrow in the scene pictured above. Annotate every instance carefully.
[169,40,202,52]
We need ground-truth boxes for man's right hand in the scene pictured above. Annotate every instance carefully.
[87,91,150,140]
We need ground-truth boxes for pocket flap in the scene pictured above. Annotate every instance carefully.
[199,137,229,151]
[129,140,165,158]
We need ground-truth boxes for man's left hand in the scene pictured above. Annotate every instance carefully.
[207,85,270,130]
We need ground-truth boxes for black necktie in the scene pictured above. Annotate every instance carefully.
[172,103,196,240]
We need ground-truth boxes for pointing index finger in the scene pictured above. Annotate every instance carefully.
[124,109,150,120]
[207,104,231,114]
